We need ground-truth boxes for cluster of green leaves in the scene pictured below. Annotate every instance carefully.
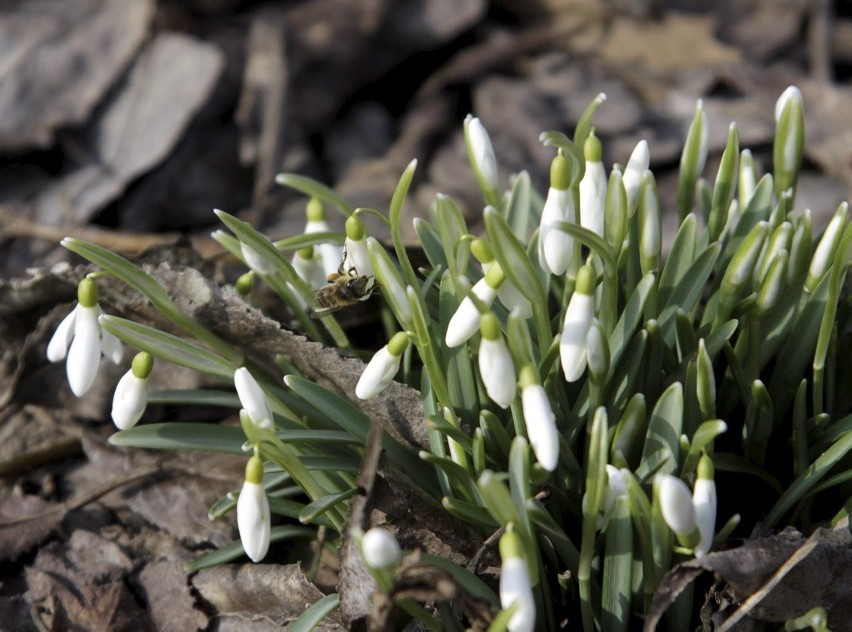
[63,90,851,631]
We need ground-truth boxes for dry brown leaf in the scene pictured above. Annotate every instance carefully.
[0,0,155,151]
[30,33,224,226]
[137,559,209,631]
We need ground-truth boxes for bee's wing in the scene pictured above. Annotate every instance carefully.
[310,304,341,319]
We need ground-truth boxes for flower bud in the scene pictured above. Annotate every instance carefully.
[305,198,344,276]
[478,313,517,409]
[355,332,409,400]
[361,527,402,569]
[538,154,575,276]
[234,368,274,430]
[623,140,650,217]
[445,266,504,348]
[465,115,499,199]
[520,366,559,471]
[693,455,717,557]
[579,133,606,237]
[805,202,847,293]
[657,474,700,549]
[111,352,153,430]
[773,86,804,199]
[499,530,536,632]
[238,455,270,562]
[560,265,596,382]
[639,170,662,274]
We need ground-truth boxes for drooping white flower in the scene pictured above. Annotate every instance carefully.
[445,265,504,348]
[111,352,154,430]
[579,134,607,237]
[234,367,274,430]
[623,140,650,216]
[582,464,628,529]
[657,474,700,549]
[560,265,596,383]
[473,238,532,319]
[361,527,402,569]
[356,332,409,400]
[520,366,559,472]
[240,242,275,276]
[538,153,575,276]
[478,313,516,409]
[237,455,270,563]
[343,215,374,279]
[292,246,327,290]
[693,454,717,557]
[47,277,123,397]
[499,530,535,632]
[465,115,498,196]
[305,198,344,277]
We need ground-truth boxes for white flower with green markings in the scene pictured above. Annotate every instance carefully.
[305,197,344,276]
[478,312,516,409]
[464,115,499,198]
[47,277,123,397]
[234,367,274,430]
[520,366,559,472]
[237,455,270,563]
[111,352,154,430]
[560,265,596,383]
[538,153,574,276]
[579,133,606,237]
[445,264,505,348]
[356,332,409,400]
[499,529,535,632]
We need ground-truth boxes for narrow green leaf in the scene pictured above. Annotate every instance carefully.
[420,553,500,607]
[608,273,655,375]
[186,525,315,571]
[299,488,357,524]
[148,390,240,408]
[573,92,607,147]
[636,382,684,481]
[110,423,245,454]
[539,131,586,186]
[602,497,632,632]
[275,173,354,216]
[288,594,340,632]
[681,420,727,477]
[505,170,535,237]
[442,496,499,528]
[658,214,697,307]
[413,217,449,271]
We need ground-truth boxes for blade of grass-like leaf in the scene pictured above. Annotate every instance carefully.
[681,420,728,477]
[288,593,340,632]
[713,453,784,494]
[275,173,354,216]
[764,429,852,528]
[273,231,344,251]
[148,389,240,408]
[420,452,478,502]
[442,496,499,529]
[100,315,236,379]
[658,215,698,307]
[600,330,648,431]
[579,407,608,632]
[413,217,449,271]
[660,243,721,345]
[268,497,334,528]
[608,273,655,377]
[419,553,500,607]
[62,238,241,363]
[539,131,585,186]
[389,160,420,289]
[110,423,245,454]
[636,382,684,481]
[573,93,607,147]
[186,525,316,571]
[300,456,360,472]
[505,170,533,237]
[526,499,580,573]
[299,488,357,524]
[427,415,474,455]
[602,496,632,632]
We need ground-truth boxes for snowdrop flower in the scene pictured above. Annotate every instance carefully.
[586,318,609,382]
[343,215,374,280]
[478,313,516,409]
[579,133,606,237]
[240,242,275,276]
[805,202,847,293]
[47,277,123,396]
[234,368,274,430]
[292,246,327,290]
[538,153,575,276]
[445,264,504,348]
[622,140,650,216]
[520,366,559,472]
[583,464,628,529]
[560,265,596,383]
[305,198,344,277]
[657,474,700,550]
[464,115,499,198]
[237,455,270,562]
[472,238,532,319]
[111,352,153,430]
[361,527,402,569]
[356,332,409,400]
[693,454,717,557]
[773,86,804,196]
[499,529,535,632]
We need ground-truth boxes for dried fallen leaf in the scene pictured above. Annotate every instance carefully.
[0,0,155,151]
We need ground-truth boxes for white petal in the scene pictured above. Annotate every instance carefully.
[47,306,78,362]
[234,368,274,429]
[111,371,148,430]
[293,251,327,290]
[241,243,275,275]
[361,528,402,568]
[522,385,559,471]
[344,237,374,278]
[237,480,271,562]
[775,86,802,122]
[538,188,574,275]
[623,140,650,215]
[499,557,536,632]
[560,293,594,382]
[658,474,696,537]
[468,117,498,191]
[98,310,123,364]
[479,338,517,409]
[445,279,498,348]
[692,479,717,557]
[579,160,606,237]
[67,305,101,396]
[356,347,400,400]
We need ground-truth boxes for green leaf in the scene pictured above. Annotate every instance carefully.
[148,390,240,408]
[660,243,721,345]
[604,330,648,423]
[505,170,535,237]
[442,496,499,528]
[288,594,340,632]
[636,382,684,481]
[186,525,316,571]
[608,273,655,376]
[658,214,697,307]
[419,553,500,607]
[299,488,357,524]
[413,217,449,271]
[389,160,421,289]
[602,496,632,632]
[573,92,607,147]
[275,173,354,216]
[420,451,478,502]
[681,420,728,477]
[434,193,470,284]
[273,231,344,251]
[110,423,245,454]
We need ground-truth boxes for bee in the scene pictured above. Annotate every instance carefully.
[311,248,377,318]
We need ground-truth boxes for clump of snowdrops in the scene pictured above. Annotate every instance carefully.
[47,86,851,630]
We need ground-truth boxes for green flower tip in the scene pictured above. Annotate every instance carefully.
[550,153,570,191]
[245,455,264,484]
[297,246,314,260]
[519,365,538,390]
[499,528,524,560]
[480,312,501,341]
[235,271,255,296]
[583,132,602,163]
[77,277,99,307]
[484,261,506,288]
[697,454,714,480]
[470,238,494,264]
[387,332,410,356]
[306,197,325,222]
[131,352,154,379]
[575,264,596,295]
[345,215,366,240]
